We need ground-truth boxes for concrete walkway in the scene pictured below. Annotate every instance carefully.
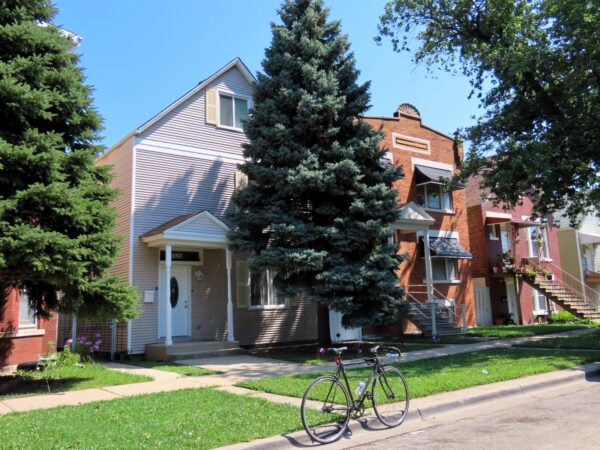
[0,328,594,416]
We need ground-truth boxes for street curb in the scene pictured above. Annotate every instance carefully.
[218,361,600,450]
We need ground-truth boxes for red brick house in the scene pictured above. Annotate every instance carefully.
[0,289,57,370]
[466,179,563,325]
[363,104,476,336]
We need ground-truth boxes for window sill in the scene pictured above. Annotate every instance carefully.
[248,305,289,311]
[423,279,462,285]
[216,124,244,133]
[0,328,45,339]
[423,207,455,215]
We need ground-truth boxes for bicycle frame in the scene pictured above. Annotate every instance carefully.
[334,356,383,410]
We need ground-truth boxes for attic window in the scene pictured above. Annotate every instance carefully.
[219,94,248,130]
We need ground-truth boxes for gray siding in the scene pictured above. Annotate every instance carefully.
[96,135,133,282]
[142,67,251,157]
[130,149,237,354]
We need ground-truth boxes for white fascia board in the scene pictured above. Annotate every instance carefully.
[417,229,460,240]
[171,210,232,234]
[136,57,256,135]
[411,157,454,172]
[485,211,513,219]
[135,139,245,165]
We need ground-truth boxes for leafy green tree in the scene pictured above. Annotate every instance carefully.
[0,0,138,320]
[230,0,406,327]
[378,0,600,221]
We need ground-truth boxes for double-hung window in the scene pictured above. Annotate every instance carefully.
[430,258,458,282]
[18,290,36,329]
[219,93,248,130]
[235,261,287,308]
[416,184,452,211]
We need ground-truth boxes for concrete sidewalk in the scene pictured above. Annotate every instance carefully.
[0,328,594,416]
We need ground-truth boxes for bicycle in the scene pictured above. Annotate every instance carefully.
[300,345,409,444]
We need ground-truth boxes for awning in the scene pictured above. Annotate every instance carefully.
[579,231,600,245]
[427,237,472,259]
[415,165,452,185]
[484,211,513,225]
[511,219,542,228]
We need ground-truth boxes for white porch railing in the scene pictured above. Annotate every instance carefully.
[405,284,467,334]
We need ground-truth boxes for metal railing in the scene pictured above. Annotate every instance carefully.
[405,285,467,334]
[522,257,600,312]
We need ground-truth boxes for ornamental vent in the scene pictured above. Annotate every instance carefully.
[394,103,421,119]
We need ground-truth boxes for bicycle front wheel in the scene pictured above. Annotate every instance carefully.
[300,375,351,444]
[372,366,409,427]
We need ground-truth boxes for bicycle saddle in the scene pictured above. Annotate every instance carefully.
[328,347,348,355]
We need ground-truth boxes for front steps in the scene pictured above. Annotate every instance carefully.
[522,276,600,323]
[406,299,465,336]
[145,340,245,361]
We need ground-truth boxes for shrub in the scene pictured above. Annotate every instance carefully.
[549,311,594,325]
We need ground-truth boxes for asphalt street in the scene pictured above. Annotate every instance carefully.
[351,374,600,450]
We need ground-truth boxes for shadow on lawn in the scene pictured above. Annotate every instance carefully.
[0,374,94,398]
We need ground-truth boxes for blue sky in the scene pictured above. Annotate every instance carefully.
[53,0,481,149]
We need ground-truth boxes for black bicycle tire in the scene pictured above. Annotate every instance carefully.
[300,375,351,444]
[372,366,409,427]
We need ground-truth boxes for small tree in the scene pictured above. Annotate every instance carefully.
[0,1,138,320]
[230,0,406,327]
[378,0,600,221]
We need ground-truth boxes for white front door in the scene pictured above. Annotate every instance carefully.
[329,308,362,342]
[475,287,493,326]
[505,278,520,324]
[158,265,191,337]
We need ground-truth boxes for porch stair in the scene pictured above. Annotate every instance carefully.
[145,341,245,361]
[406,299,464,336]
[405,285,466,336]
[519,258,600,323]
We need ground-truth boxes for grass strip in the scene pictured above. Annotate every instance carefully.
[237,348,600,400]
[514,330,600,350]
[249,342,439,365]
[0,388,325,449]
[467,324,595,339]
[119,360,219,376]
[0,364,150,398]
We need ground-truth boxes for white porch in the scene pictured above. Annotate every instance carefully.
[140,210,237,354]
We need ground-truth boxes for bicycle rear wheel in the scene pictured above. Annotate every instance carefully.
[300,375,351,444]
[372,366,409,427]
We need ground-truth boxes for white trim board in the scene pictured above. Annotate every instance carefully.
[417,229,460,239]
[134,139,245,165]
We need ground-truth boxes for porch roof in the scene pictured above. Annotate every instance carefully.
[428,237,473,259]
[392,202,435,231]
[140,210,231,248]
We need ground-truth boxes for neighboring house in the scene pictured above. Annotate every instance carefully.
[58,58,318,359]
[555,208,600,306]
[466,181,565,325]
[0,290,57,370]
[362,104,476,336]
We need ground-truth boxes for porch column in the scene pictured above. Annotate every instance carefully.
[71,316,77,351]
[423,229,434,303]
[165,244,173,346]
[225,247,235,341]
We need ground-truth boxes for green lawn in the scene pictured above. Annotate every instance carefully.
[249,342,439,365]
[468,324,596,339]
[0,364,150,398]
[119,360,219,376]
[0,388,326,449]
[237,348,600,401]
[515,330,600,350]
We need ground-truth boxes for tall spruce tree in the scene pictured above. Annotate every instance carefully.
[0,0,138,320]
[230,0,406,327]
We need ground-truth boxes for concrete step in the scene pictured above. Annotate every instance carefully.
[145,340,244,361]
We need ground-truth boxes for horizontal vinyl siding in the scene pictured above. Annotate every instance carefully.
[96,136,133,282]
[232,254,318,346]
[130,149,237,354]
[142,67,251,157]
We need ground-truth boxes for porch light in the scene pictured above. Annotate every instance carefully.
[194,269,204,281]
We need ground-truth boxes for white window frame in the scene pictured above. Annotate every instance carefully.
[18,290,37,329]
[422,257,460,284]
[488,224,499,240]
[416,183,454,213]
[216,90,250,132]
[248,269,289,310]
